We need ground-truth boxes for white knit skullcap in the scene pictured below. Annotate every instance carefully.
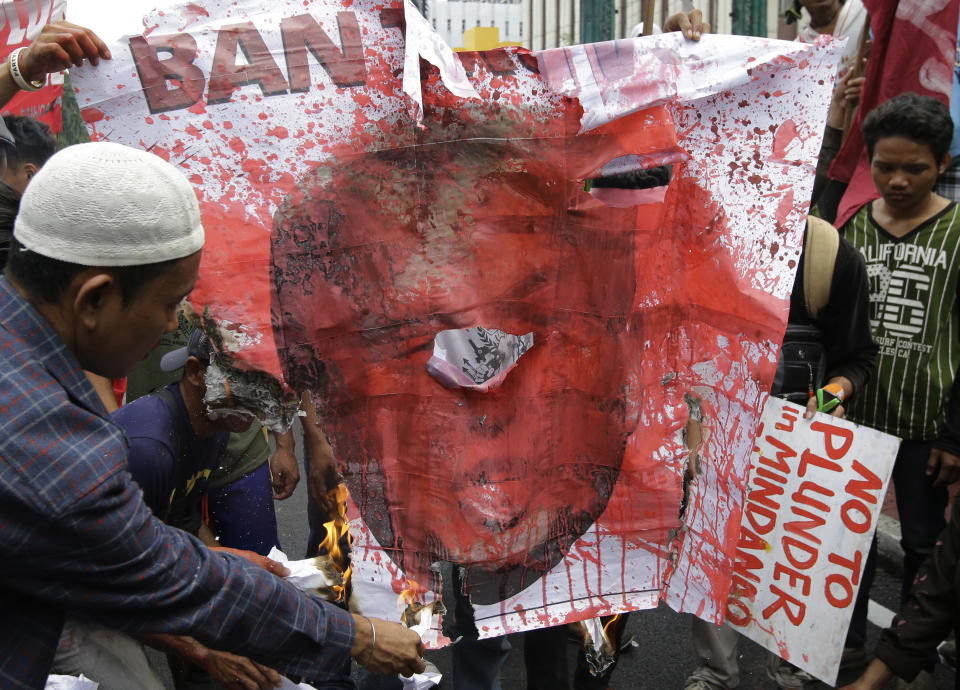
[14,141,204,266]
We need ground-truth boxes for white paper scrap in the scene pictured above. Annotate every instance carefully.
[268,547,334,591]
[401,671,442,689]
[403,0,478,118]
[44,675,98,690]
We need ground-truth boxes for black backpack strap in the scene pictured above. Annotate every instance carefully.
[152,387,188,450]
[150,385,210,531]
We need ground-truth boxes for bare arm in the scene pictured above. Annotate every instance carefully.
[137,633,283,690]
[302,391,338,517]
[269,429,300,500]
[349,614,425,677]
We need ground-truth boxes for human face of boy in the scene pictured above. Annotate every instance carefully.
[91,251,201,379]
[870,136,946,212]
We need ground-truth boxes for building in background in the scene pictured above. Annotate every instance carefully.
[421,0,802,51]
[430,0,525,50]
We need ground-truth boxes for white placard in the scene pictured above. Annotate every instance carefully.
[728,398,900,684]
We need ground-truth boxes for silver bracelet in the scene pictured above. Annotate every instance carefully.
[363,616,376,667]
[8,47,44,92]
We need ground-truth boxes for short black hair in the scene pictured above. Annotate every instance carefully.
[3,115,56,170]
[862,93,953,163]
[5,236,182,305]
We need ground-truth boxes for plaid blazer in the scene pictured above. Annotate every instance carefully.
[0,277,353,688]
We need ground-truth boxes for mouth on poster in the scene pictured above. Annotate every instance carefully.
[727,397,900,685]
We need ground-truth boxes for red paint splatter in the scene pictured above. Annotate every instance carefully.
[80,107,104,124]
[184,3,210,20]
[771,119,799,162]
[112,25,820,643]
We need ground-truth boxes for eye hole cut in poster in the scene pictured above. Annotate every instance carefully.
[69,0,844,645]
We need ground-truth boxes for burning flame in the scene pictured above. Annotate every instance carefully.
[602,614,621,650]
[397,578,426,608]
[580,614,622,676]
[317,483,352,602]
[397,578,435,629]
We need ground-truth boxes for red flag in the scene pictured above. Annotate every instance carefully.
[830,0,960,228]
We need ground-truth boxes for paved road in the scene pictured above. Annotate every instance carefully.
[274,441,955,690]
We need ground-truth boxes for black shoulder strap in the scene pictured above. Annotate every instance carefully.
[152,386,189,460]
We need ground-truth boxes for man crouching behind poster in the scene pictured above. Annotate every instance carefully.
[841,495,960,689]
[0,137,424,686]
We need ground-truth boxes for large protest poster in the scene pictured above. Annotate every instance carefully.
[727,398,900,684]
[0,0,66,131]
[69,0,843,643]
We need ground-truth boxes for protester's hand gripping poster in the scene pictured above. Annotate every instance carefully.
[0,0,66,131]
[729,398,899,684]
[68,0,848,649]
